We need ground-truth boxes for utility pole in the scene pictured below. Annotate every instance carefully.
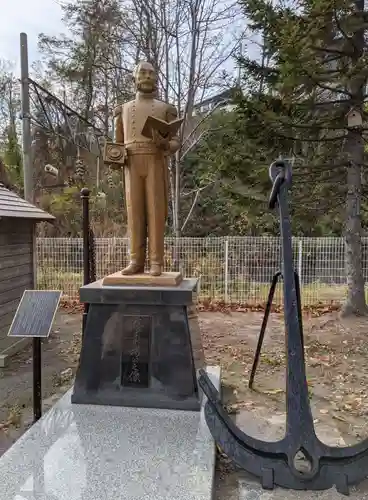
[20,33,41,424]
[20,32,33,203]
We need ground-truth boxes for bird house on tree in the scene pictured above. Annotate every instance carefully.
[346,107,363,128]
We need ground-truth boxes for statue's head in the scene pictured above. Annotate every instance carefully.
[134,61,157,94]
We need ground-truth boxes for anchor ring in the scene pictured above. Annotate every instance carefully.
[269,159,292,209]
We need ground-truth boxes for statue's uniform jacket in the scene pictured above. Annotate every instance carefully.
[114,94,180,268]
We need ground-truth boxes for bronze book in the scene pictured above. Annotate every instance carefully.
[142,116,184,140]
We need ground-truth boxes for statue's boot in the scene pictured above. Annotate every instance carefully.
[121,262,144,275]
[150,264,162,276]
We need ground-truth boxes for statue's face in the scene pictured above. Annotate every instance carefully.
[135,63,156,93]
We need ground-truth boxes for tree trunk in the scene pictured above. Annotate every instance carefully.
[341,130,367,316]
[341,0,367,317]
[174,150,180,238]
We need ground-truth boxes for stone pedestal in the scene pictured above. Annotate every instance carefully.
[72,277,205,411]
[102,271,183,286]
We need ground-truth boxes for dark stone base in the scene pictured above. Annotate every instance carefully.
[72,278,204,411]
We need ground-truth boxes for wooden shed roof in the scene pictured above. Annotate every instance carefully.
[0,185,55,221]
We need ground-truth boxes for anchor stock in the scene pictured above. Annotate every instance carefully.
[198,159,368,495]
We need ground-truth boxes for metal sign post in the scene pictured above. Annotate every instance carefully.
[8,290,62,423]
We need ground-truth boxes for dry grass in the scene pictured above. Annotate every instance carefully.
[38,267,352,306]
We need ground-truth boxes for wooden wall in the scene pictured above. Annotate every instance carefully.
[0,218,34,363]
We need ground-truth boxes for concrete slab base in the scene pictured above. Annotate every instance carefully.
[0,365,220,500]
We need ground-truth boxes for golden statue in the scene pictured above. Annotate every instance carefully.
[111,61,182,277]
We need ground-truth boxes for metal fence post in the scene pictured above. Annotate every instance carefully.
[224,237,229,303]
[298,238,303,285]
[197,276,201,299]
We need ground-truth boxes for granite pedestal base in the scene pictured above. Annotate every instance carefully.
[72,278,205,411]
[0,366,220,500]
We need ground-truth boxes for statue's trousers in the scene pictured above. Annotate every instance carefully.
[124,150,168,267]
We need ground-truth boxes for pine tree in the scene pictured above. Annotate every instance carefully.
[234,0,368,315]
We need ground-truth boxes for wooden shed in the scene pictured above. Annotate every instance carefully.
[0,184,55,367]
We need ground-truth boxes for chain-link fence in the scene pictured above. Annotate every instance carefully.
[36,236,358,306]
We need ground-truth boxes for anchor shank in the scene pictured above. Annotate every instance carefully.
[277,179,315,443]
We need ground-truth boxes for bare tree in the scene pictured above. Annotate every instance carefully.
[116,0,243,235]
[37,0,243,237]
[0,60,22,191]
[38,0,133,135]
[0,61,20,144]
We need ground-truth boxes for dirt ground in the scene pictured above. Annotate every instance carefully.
[0,312,81,455]
[1,309,368,498]
[201,311,368,498]
[200,310,368,444]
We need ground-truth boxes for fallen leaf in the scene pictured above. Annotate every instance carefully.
[263,389,284,395]
[332,413,347,422]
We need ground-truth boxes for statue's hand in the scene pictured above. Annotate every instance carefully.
[152,130,170,150]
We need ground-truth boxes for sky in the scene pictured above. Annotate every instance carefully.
[0,0,248,76]
[0,0,251,100]
[0,0,66,71]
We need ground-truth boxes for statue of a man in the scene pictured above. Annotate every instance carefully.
[113,61,180,276]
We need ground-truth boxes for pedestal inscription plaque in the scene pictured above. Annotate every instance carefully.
[121,316,151,388]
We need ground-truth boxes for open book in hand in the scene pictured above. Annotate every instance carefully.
[142,115,184,140]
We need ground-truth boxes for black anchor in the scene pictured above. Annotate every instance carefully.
[198,159,368,495]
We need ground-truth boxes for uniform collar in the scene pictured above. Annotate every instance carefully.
[136,91,156,100]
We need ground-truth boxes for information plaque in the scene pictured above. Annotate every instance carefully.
[7,290,62,338]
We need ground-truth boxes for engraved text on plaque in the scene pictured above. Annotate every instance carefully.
[121,315,151,388]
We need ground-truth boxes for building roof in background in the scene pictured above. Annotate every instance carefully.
[0,184,55,221]
[193,88,234,109]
